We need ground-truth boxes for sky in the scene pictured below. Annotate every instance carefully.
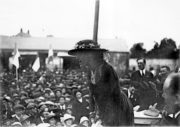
[0,0,180,50]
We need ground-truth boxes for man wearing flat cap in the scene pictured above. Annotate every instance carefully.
[68,39,134,126]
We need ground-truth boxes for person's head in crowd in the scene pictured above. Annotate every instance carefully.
[41,109,50,119]
[65,96,71,104]
[160,65,170,76]
[48,115,58,127]
[80,116,90,127]
[44,92,50,100]
[38,103,47,113]
[162,73,180,115]
[26,103,37,116]
[37,84,43,91]
[66,105,73,115]
[62,114,75,127]
[61,87,66,95]
[44,101,55,110]
[56,121,64,127]
[55,89,62,98]
[136,57,146,70]
[14,98,21,105]
[75,90,82,100]
[59,96,66,106]
[14,104,25,117]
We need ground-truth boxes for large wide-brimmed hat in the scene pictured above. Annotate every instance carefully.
[68,39,108,55]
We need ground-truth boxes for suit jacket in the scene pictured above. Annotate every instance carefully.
[131,70,156,110]
[131,70,153,82]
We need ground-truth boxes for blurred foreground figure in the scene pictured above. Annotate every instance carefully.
[68,40,134,126]
[157,73,180,126]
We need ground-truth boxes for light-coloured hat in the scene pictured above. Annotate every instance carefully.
[44,101,54,105]
[11,122,22,126]
[80,116,89,124]
[62,114,75,123]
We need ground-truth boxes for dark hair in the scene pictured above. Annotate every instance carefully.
[169,73,180,95]
[136,57,146,64]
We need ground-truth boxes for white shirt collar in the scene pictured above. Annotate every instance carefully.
[78,98,83,103]
[139,69,146,75]
[175,110,180,118]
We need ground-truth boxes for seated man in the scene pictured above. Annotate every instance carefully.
[158,73,180,126]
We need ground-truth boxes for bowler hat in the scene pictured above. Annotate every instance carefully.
[68,39,108,55]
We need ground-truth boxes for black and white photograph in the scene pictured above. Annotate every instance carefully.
[0,0,180,126]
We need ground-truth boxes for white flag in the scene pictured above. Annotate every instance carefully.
[48,45,53,57]
[32,57,40,72]
[12,44,20,69]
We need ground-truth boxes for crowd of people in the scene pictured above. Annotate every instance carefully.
[0,68,99,127]
[0,56,180,126]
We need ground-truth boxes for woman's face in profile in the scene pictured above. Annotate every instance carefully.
[76,53,91,69]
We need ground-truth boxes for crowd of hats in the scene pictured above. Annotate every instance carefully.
[0,68,95,126]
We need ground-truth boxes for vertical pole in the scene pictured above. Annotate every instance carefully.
[16,68,18,81]
[93,0,100,42]
[16,67,19,90]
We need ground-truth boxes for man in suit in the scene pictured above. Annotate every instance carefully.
[158,73,180,126]
[131,57,156,110]
[71,90,89,124]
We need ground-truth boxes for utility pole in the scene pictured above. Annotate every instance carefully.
[93,0,100,43]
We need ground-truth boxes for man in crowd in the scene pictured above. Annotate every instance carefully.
[155,65,171,110]
[158,73,180,125]
[72,90,89,124]
[131,57,156,110]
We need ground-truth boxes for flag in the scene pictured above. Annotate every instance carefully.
[12,43,20,69]
[32,57,40,72]
[48,44,53,57]
[47,44,54,64]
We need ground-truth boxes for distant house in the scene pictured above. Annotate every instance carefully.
[0,33,129,77]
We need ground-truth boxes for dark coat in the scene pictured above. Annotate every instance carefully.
[72,98,89,123]
[89,61,134,126]
[131,70,156,110]
[131,70,154,83]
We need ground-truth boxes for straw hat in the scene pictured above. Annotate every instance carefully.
[80,116,89,124]
[62,114,75,123]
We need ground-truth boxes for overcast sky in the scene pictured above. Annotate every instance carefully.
[0,0,180,50]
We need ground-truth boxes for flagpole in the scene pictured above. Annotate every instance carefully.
[16,67,18,81]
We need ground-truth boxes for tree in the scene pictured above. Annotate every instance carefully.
[130,43,146,58]
[147,38,178,58]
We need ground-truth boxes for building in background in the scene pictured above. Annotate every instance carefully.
[0,29,129,76]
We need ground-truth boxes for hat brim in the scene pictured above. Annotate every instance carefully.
[63,116,75,123]
[68,48,108,55]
